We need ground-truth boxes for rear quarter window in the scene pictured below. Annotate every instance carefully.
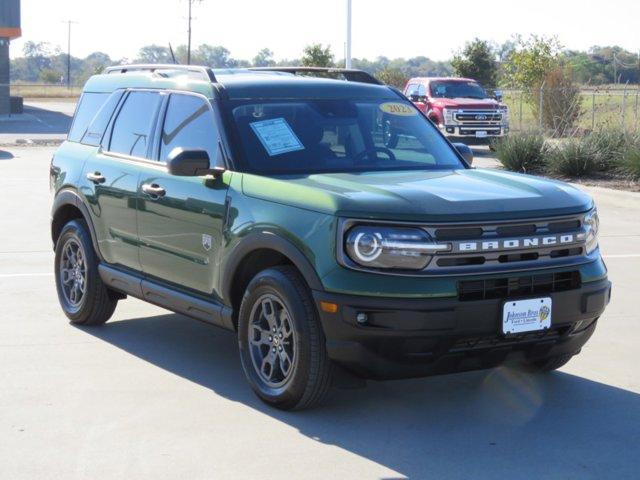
[80,91,124,147]
[108,91,163,158]
[67,92,110,142]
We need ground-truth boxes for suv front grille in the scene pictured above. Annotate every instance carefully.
[458,271,581,301]
[424,214,589,274]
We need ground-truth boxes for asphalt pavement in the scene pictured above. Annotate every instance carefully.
[0,145,639,480]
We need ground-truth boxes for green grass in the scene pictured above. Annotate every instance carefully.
[9,83,82,99]
[503,89,640,133]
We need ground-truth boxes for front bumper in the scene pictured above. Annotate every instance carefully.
[442,124,508,139]
[313,277,611,379]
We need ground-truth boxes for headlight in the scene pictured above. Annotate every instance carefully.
[500,106,509,125]
[583,207,600,254]
[344,225,450,270]
[443,108,455,125]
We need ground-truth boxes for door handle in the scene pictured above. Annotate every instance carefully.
[142,183,166,198]
[86,172,106,184]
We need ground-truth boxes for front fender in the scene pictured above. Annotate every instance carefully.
[220,230,325,304]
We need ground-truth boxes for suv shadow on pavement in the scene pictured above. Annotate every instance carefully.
[79,313,640,479]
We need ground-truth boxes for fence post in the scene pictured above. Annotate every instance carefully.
[592,91,596,131]
[519,90,523,130]
[538,85,544,130]
[635,86,639,131]
[622,82,628,131]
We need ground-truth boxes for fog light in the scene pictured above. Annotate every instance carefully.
[446,127,455,134]
[356,312,368,325]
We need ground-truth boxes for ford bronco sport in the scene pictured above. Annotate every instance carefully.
[51,65,610,410]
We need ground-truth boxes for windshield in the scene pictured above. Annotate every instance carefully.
[226,99,465,175]
[430,81,488,100]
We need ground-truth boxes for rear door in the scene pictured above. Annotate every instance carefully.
[136,92,231,297]
[80,89,164,271]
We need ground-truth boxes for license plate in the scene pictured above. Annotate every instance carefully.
[502,297,552,334]
[475,131,488,138]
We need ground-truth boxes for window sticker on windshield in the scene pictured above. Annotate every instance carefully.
[379,102,417,117]
[250,118,304,156]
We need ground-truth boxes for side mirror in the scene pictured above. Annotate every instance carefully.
[409,93,421,102]
[493,89,503,102]
[452,142,474,165]
[166,148,224,177]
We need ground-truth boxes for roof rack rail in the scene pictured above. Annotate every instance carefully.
[249,67,382,85]
[104,64,217,83]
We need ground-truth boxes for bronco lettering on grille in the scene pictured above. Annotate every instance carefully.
[455,234,576,253]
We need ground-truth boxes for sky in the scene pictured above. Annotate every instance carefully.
[8,0,640,62]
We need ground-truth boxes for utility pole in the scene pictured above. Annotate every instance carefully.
[62,20,77,88]
[187,0,193,65]
[186,0,202,65]
[345,0,352,69]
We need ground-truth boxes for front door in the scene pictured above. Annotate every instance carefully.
[81,89,164,271]
[136,92,230,297]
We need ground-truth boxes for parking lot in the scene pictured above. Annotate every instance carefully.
[1,145,639,479]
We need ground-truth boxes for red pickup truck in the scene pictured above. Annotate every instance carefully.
[403,77,509,143]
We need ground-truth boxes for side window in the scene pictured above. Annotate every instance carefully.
[418,84,427,97]
[109,91,163,158]
[68,92,109,142]
[80,91,124,147]
[160,94,219,164]
[405,83,419,97]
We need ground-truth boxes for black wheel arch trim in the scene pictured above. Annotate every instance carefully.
[51,188,104,262]
[221,231,324,305]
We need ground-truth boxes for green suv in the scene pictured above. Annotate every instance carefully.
[51,65,611,409]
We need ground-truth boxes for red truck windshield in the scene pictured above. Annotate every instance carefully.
[430,81,488,100]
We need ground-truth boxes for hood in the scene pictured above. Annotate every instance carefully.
[432,97,501,109]
[242,169,593,223]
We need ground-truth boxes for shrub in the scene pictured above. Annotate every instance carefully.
[619,145,640,180]
[492,132,547,173]
[531,67,584,137]
[546,139,599,177]
[582,128,628,171]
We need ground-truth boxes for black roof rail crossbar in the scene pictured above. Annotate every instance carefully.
[249,67,383,85]
[104,64,217,82]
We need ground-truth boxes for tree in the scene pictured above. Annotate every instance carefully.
[193,45,236,68]
[376,67,407,88]
[301,44,334,68]
[451,39,498,87]
[502,35,562,89]
[136,45,172,64]
[40,69,61,83]
[253,48,275,67]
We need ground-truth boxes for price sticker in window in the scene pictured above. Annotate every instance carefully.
[250,118,304,156]
[379,102,418,117]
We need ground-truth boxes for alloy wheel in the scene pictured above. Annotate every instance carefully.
[248,293,297,388]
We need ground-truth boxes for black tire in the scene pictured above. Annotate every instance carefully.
[526,353,575,372]
[54,219,118,325]
[238,266,332,410]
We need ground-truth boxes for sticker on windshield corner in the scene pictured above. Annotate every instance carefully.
[379,102,417,116]
[249,118,304,156]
